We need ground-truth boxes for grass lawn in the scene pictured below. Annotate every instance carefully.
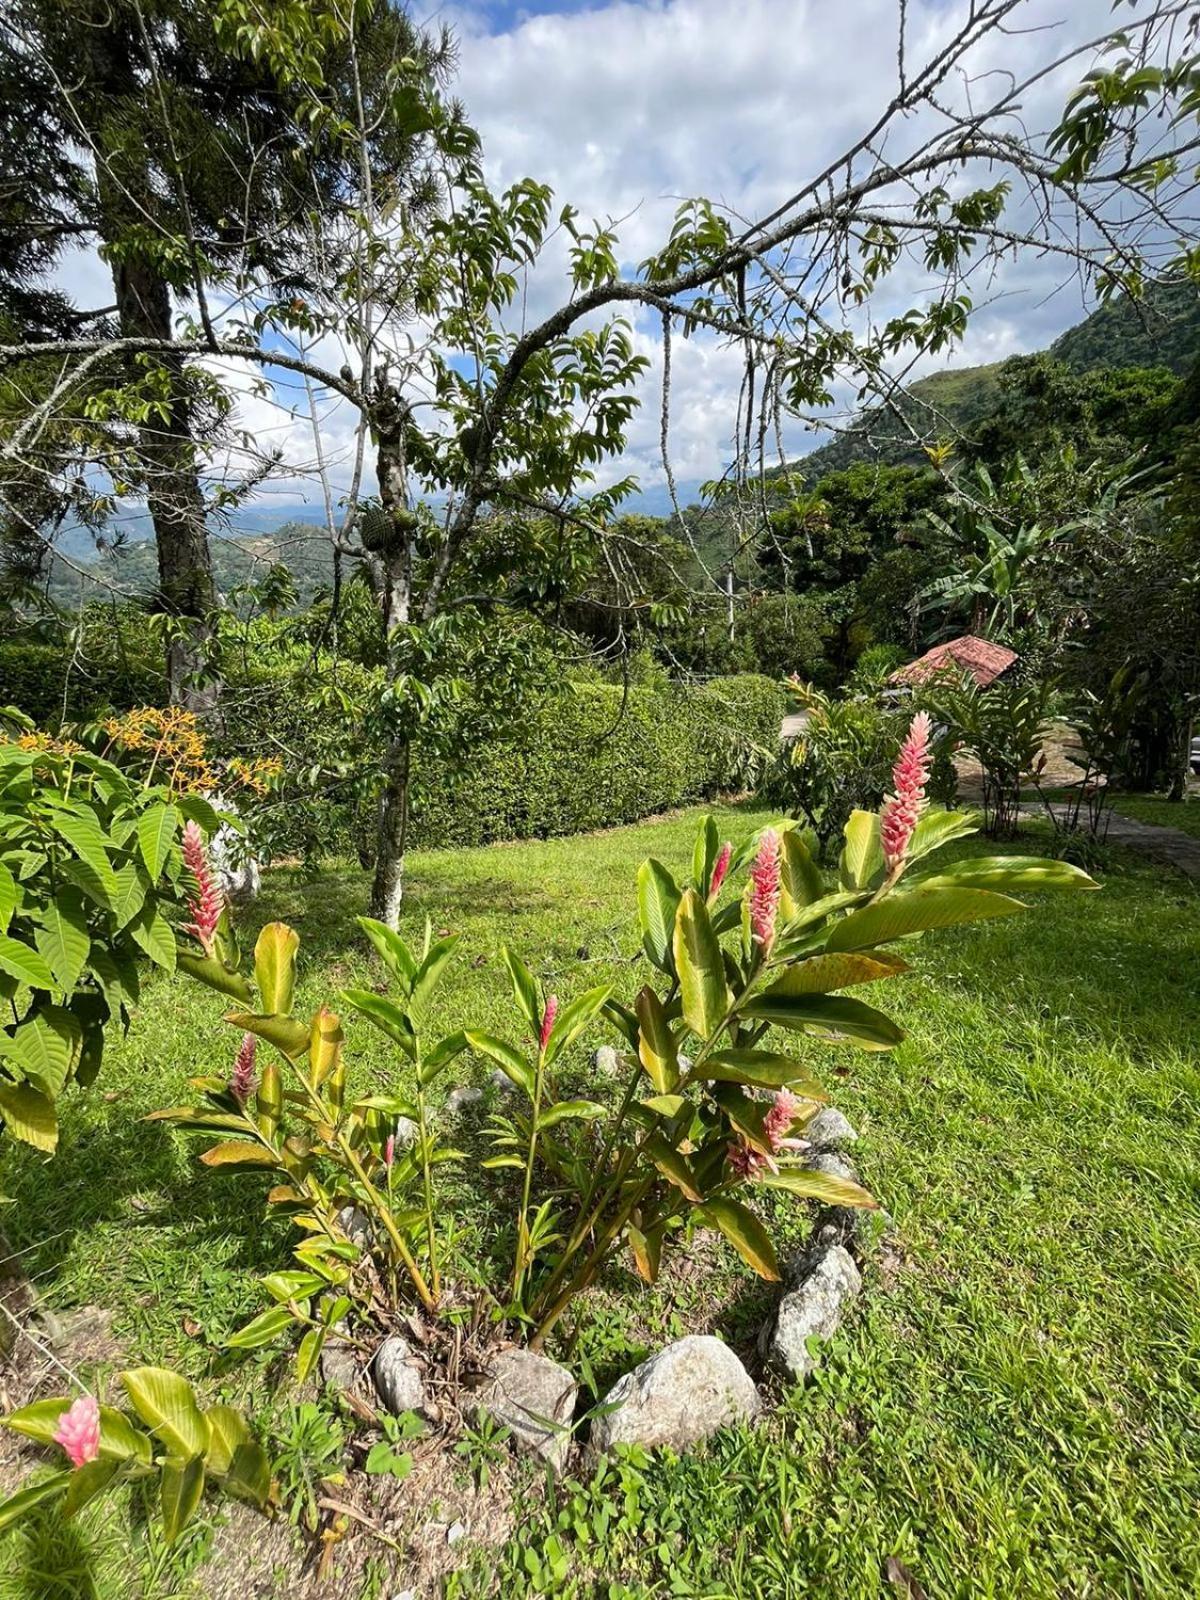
[2,804,1198,1598]
[1107,794,1200,840]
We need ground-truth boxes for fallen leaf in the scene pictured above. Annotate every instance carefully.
[886,1556,928,1600]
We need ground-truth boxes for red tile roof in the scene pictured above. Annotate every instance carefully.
[890,635,1018,690]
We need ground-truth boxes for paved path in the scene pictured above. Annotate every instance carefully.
[1023,803,1200,879]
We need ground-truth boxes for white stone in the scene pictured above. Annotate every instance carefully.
[590,1046,622,1075]
[446,1521,467,1546]
[764,1244,862,1381]
[445,1086,483,1114]
[335,1205,373,1250]
[803,1107,858,1150]
[589,1335,759,1456]
[372,1335,427,1416]
[476,1348,578,1471]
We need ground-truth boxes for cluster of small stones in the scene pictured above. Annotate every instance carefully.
[322,1085,879,1473]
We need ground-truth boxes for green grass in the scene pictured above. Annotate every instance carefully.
[1107,793,1200,840]
[2,804,1199,1598]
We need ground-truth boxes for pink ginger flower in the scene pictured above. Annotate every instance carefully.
[384,1129,397,1170]
[53,1394,100,1469]
[748,829,782,952]
[880,712,932,875]
[728,1090,807,1180]
[538,995,558,1053]
[708,842,733,900]
[181,820,223,956]
[229,1032,257,1104]
[726,1138,768,1179]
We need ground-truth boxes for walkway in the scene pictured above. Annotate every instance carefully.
[1023,803,1200,880]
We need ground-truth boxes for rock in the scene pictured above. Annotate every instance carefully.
[489,1069,516,1097]
[589,1046,622,1076]
[589,1335,759,1456]
[446,1521,468,1547]
[335,1205,373,1250]
[392,1116,418,1148]
[320,1333,361,1392]
[372,1335,427,1417]
[804,1150,860,1184]
[477,1348,578,1471]
[803,1107,858,1151]
[445,1086,483,1114]
[763,1244,861,1381]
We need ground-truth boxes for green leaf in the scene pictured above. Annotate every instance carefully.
[0,861,16,933]
[254,923,298,1016]
[224,1304,296,1350]
[640,1093,689,1117]
[537,1099,607,1129]
[119,1368,210,1460]
[45,807,118,899]
[64,1458,122,1517]
[295,1327,326,1385]
[672,889,729,1040]
[0,1081,57,1151]
[410,934,460,1016]
[0,1472,70,1533]
[758,951,909,996]
[199,1140,279,1170]
[742,992,904,1051]
[701,1049,828,1096]
[839,810,883,891]
[177,794,223,835]
[225,1010,309,1059]
[501,946,541,1034]
[779,829,824,918]
[692,815,719,894]
[645,1132,703,1201]
[356,918,417,991]
[544,983,612,1067]
[224,1438,271,1506]
[756,1168,878,1208]
[910,855,1098,894]
[59,858,114,912]
[340,990,416,1056]
[203,1405,248,1477]
[825,887,1027,951]
[0,936,54,991]
[419,1030,468,1087]
[696,1195,780,1280]
[175,950,253,1003]
[2,1398,150,1467]
[635,985,679,1093]
[33,887,90,992]
[160,1454,205,1544]
[127,900,176,972]
[906,806,979,862]
[637,859,680,973]
[464,1030,533,1095]
[137,804,179,881]
[1,1007,81,1096]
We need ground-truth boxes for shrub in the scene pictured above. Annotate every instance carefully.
[924,673,1052,838]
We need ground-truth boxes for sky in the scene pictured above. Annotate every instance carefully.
[58,0,1141,528]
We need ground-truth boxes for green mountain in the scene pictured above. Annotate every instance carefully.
[793,279,1200,480]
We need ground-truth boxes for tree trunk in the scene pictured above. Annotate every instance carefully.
[366,390,415,926]
[109,254,219,713]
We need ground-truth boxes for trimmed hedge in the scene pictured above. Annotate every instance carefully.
[408,674,786,848]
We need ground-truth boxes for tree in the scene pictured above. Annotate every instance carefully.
[4,0,1200,921]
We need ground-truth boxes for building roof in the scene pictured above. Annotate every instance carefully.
[890,634,1018,690]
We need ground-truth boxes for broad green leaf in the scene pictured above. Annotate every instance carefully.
[501,946,541,1033]
[1,1007,81,1096]
[225,1009,309,1059]
[59,858,114,912]
[826,887,1027,951]
[160,1454,205,1544]
[464,1030,532,1095]
[637,858,680,973]
[907,806,980,862]
[742,992,904,1050]
[224,1304,296,1350]
[175,949,253,1002]
[254,923,298,1016]
[696,1195,780,1280]
[199,1140,279,1169]
[87,946,138,1013]
[757,1168,879,1208]
[137,803,179,881]
[111,863,148,932]
[0,1081,57,1151]
[537,1099,607,1130]
[641,1093,688,1117]
[0,1472,70,1533]
[779,829,824,919]
[419,1029,468,1087]
[340,989,416,1055]
[0,861,16,932]
[203,1405,248,1477]
[176,793,223,835]
[672,888,729,1040]
[33,887,89,991]
[692,815,719,894]
[0,936,53,991]
[701,1049,828,1097]
[356,918,417,991]
[127,901,176,972]
[261,1270,327,1304]
[223,1438,272,1506]
[64,1458,122,1516]
[544,983,612,1067]
[119,1368,210,1460]
[2,1398,151,1467]
[635,985,679,1093]
[295,1327,325,1385]
[44,807,118,899]
[712,1082,774,1153]
[645,1132,703,1201]
[410,934,460,1016]
[758,951,909,996]
[910,855,1097,894]
[839,810,883,891]
[309,1006,343,1087]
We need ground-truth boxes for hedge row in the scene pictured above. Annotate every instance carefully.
[407,674,786,849]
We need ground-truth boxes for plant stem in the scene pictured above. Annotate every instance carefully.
[513,1039,548,1303]
[413,1044,440,1303]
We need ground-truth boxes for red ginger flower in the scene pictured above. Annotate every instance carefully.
[181,820,223,956]
[880,712,932,875]
[749,829,782,951]
[54,1394,100,1469]
[230,1032,256,1104]
[538,995,558,1053]
[708,842,733,900]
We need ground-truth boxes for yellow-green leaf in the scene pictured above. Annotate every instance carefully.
[637,859,680,973]
[225,1010,309,1059]
[742,992,904,1050]
[826,887,1026,952]
[697,1195,780,1280]
[137,803,179,881]
[254,923,298,1016]
[199,1140,278,1169]
[119,1368,209,1460]
[672,888,729,1040]
[635,985,679,1093]
[160,1454,205,1544]
[839,810,883,891]
[779,829,824,919]
[759,951,909,996]
[0,1081,58,1151]
[645,1132,703,1201]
